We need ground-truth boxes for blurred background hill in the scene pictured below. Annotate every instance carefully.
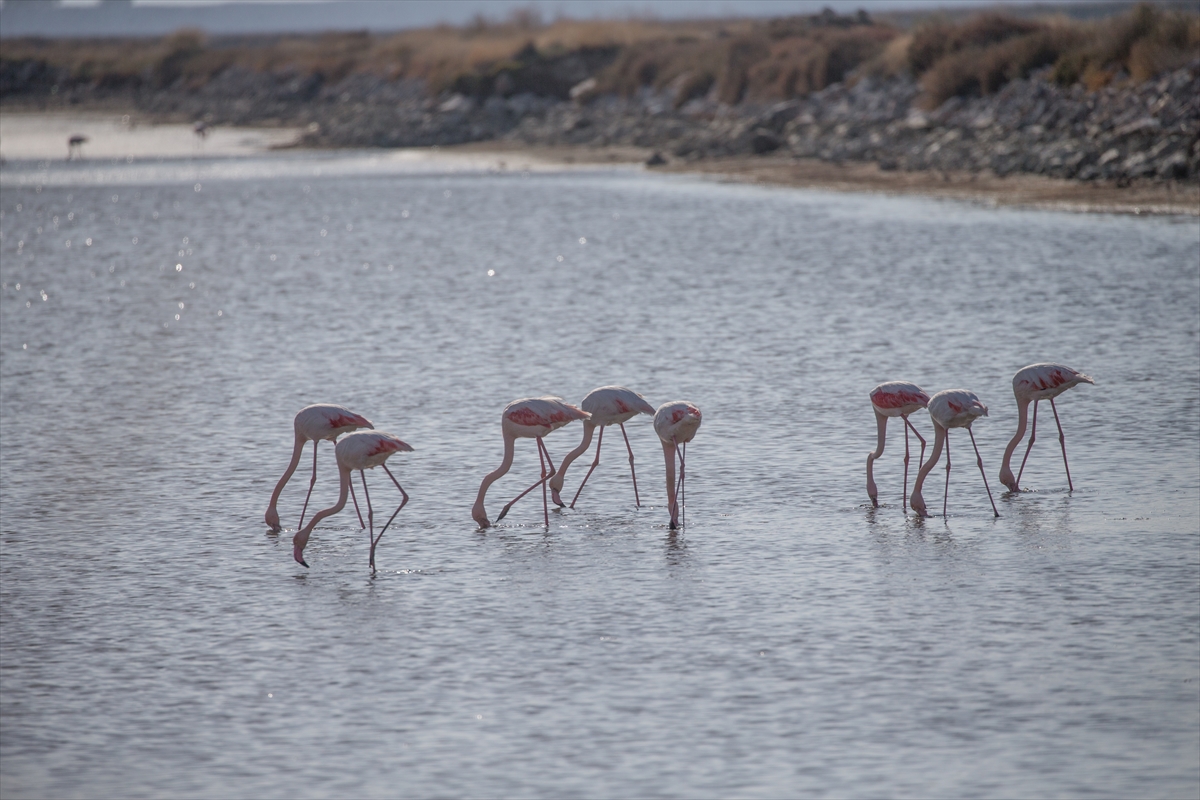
[2,1,1197,187]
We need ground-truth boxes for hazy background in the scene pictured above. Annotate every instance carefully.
[0,0,1171,38]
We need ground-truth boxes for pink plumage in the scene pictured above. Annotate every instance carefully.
[474,397,590,529]
[265,404,374,533]
[1001,363,1095,492]
[293,430,414,571]
[550,386,656,510]
[911,389,999,519]
[654,401,702,529]
[866,381,930,511]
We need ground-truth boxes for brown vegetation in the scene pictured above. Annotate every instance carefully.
[2,4,1196,109]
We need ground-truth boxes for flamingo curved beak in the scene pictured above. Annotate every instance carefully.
[551,487,564,507]
[293,545,309,568]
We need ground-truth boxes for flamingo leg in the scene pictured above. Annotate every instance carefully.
[378,464,410,537]
[350,479,362,527]
[539,438,550,527]
[619,423,641,507]
[297,440,319,529]
[1049,399,1074,492]
[675,441,687,528]
[943,432,952,518]
[569,426,604,508]
[969,427,1000,517]
[901,415,928,514]
[360,470,377,571]
[1015,400,1039,489]
[902,417,911,513]
[496,438,557,522]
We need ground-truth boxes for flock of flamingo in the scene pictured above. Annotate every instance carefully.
[264,363,1092,572]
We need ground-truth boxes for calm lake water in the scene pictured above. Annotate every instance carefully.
[1,151,1198,799]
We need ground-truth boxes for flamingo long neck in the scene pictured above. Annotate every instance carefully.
[474,433,516,508]
[268,432,307,512]
[550,422,595,490]
[867,410,887,463]
[662,440,677,507]
[911,423,946,497]
[999,398,1030,479]
[299,466,350,539]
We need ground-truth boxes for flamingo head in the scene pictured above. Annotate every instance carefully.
[471,502,491,530]
[292,530,310,568]
[265,506,281,532]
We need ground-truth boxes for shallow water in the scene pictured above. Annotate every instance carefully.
[1,152,1197,799]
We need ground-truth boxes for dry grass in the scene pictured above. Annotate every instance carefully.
[913,3,1199,106]
[2,4,1195,106]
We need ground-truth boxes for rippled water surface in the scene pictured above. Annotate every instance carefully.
[2,153,1198,799]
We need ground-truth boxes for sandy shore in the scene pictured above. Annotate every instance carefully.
[3,113,1193,216]
[449,141,1199,216]
[0,111,301,160]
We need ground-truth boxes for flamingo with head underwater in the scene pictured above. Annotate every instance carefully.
[654,401,702,530]
[866,381,930,511]
[549,386,655,510]
[911,389,999,519]
[265,404,373,532]
[292,430,413,572]
[999,363,1094,493]
[472,397,589,529]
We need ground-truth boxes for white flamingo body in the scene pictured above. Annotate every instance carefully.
[473,397,589,528]
[265,403,373,532]
[654,401,702,529]
[1000,363,1095,492]
[911,389,998,518]
[866,381,930,510]
[928,389,989,430]
[293,431,413,570]
[550,386,655,508]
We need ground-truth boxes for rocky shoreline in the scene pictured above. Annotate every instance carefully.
[3,54,1198,189]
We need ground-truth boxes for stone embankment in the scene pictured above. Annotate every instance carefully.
[3,56,1197,184]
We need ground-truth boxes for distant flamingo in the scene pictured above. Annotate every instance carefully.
[999,363,1095,493]
[292,430,413,571]
[265,404,373,533]
[911,389,999,518]
[866,381,930,511]
[67,135,88,160]
[472,397,589,529]
[654,401,702,530]
[550,386,655,510]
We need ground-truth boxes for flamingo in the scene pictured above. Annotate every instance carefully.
[472,397,589,529]
[292,430,413,571]
[999,363,1095,493]
[549,386,655,510]
[654,401,702,530]
[265,404,373,533]
[911,389,999,518]
[67,135,88,160]
[865,381,930,511]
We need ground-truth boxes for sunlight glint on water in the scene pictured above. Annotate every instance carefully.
[1,154,1197,799]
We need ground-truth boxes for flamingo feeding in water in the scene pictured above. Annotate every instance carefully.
[472,397,589,529]
[999,363,1095,493]
[654,401,702,530]
[911,389,999,519]
[865,381,930,512]
[292,430,413,571]
[265,404,373,532]
[549,386,655,510]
